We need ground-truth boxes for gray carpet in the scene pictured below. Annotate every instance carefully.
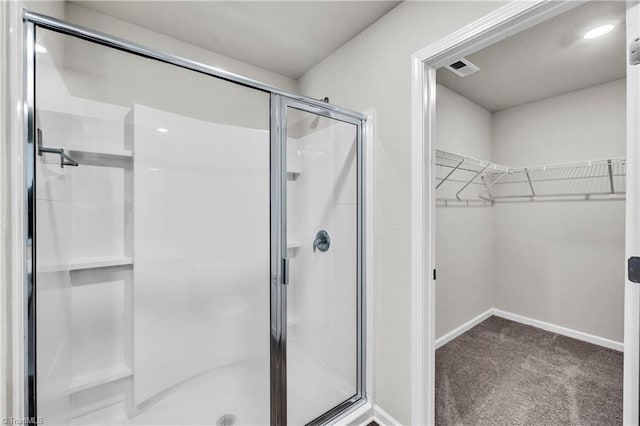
[435,316,623,425]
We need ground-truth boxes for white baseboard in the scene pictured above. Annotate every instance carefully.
[435,308,493,349]
[436,308,624,352]
[346,403,401,426]
[372,404,402,426]
[493,309,624,352]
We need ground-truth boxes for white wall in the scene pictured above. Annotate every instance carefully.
[297,2,506,422]
[63,3,296,93]
[492,79,626,342]
[435,85,494,338]
[492,79,626,165]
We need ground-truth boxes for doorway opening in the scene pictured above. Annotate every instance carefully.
[411,1,639,424]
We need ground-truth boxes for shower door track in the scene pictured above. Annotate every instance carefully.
[21,9,367,426]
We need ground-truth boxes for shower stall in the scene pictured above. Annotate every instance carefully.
[22,11,366,426]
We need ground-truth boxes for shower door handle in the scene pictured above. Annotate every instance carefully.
[281,257,290,285]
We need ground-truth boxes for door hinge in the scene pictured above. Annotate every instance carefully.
[630,38,640,66]
[433,269,437,280]
[628,257,640,283]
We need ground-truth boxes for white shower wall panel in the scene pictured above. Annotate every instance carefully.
[70,269,127,378]
[70,164,127,260]
[132,104,270,407]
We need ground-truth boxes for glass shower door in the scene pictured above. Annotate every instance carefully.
[281,100,364,425]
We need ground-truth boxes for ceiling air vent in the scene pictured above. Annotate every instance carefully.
[445,58,479,77]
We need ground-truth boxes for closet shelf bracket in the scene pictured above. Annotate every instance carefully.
[608,159,615,194]
[478,171,508,201]
[456,164,488,200]
[436,158,464,190]
[525,168,536,197]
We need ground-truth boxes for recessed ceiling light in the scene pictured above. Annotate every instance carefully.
[157,128,168,133]
[584,24,615,40]
[35,44,47,53]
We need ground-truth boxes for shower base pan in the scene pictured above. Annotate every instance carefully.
[71,342,353,425]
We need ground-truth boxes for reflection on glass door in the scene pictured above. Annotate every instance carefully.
[283,102,364,425]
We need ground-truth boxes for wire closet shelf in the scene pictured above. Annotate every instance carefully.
[436,150,626,206]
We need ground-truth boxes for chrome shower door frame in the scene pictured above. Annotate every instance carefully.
[22,10,367,425]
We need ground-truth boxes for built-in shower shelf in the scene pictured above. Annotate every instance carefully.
[68,256,133,270]
[287,241,302,249]
[287,168,301,180]
[68,145,133,159]
[287,241,302,258]
[69,364,133,394]
[39,256,133,273]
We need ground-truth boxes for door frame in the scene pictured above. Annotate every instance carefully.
[18,10,368,424]
[271,95,368,425]
[624,3,640,424]
[409,1,639,424]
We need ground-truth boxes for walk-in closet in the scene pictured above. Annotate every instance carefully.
[434,1,626,424]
